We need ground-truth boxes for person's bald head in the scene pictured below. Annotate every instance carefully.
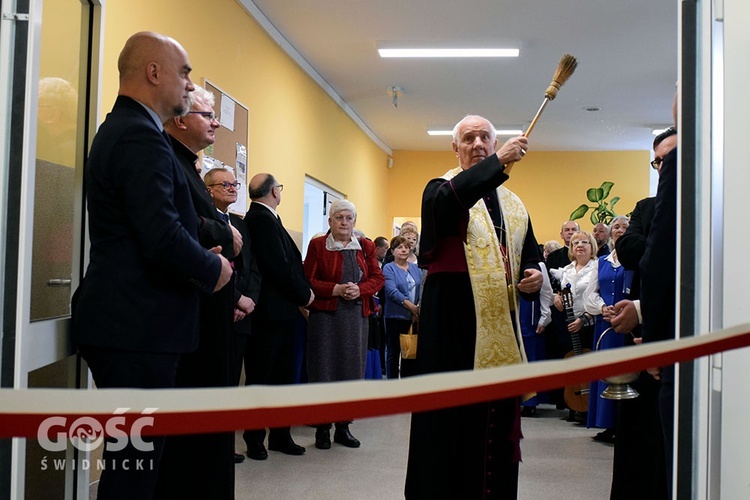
[117,31,195,123]
[248,173,283,209]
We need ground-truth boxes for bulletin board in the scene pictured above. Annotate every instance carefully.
[202,80,249,215]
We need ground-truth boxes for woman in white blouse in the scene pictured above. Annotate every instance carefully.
[552,230,599,341]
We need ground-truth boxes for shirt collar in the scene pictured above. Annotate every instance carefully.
[253,201,278,218]
[132,99,165,132]
[325,233,361,251]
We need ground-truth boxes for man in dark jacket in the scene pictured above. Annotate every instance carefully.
[72,32,232,499]
[156,86,242,499]
[242,173,315,460]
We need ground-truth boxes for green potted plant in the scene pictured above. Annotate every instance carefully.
[569,181,621,225]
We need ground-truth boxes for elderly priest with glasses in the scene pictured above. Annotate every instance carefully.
[156,85,243,499]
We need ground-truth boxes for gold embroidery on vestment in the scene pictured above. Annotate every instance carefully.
[442,166,529,369]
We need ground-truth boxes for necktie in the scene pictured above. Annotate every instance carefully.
[220,212,230,223]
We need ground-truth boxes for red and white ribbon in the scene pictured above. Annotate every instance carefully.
[2,323,749,439]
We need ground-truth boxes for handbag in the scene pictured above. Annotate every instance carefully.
[399,322,418,359]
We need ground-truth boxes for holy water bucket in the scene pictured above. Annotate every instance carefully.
[595,327,639,400]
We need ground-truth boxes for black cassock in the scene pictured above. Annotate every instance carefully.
[405,155,540,500]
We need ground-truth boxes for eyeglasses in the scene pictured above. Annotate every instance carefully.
[274,184,284,192]
[571,240,591,246]
[207,181,241,190]
[650,157,664,170]
[189,111,219,122]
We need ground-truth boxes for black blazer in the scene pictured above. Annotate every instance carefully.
[546,246,571,271]
[73,96,221,353]
[169,136,234,259]
[639,149,677,342]
[244,202,311,322]
[230,213,261,334]
[616,196,655,272]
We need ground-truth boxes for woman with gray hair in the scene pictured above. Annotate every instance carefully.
[303,199,384,450]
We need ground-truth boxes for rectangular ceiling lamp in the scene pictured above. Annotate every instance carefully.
[652,127,672,135]
[379,48,519,58]
[428,129,523,136]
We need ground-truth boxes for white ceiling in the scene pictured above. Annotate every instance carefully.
[244,0,678,152]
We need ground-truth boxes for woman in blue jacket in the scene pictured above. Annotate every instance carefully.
[382,235,422,378]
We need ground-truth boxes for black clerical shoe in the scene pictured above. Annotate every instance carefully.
[234,453,246,464]
[315,428,331,450]
[246,442,268,461]
[520,406,536,417]
[565,410,587,424]
[268,440,306,456]
[593,428,616,444]
[333,427,361,448]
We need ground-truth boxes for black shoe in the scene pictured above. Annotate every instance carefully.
[333,427,361,448]
[565,410,586,423]
[593,428,616,443]
[268,440,306,456]
[246,442,268,461]
[315,428,331,450]
[521,406,536,417]
[234,452,246,464]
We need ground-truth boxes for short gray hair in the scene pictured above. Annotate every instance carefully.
[452,115,497,143]
[181,85,215,117]
[610,215,629,226]
[329,199,356,219]
[203,167,233,186]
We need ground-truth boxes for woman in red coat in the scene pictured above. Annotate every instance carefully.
[303,199,384,450]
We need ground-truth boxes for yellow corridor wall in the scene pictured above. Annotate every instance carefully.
[101,0,650,245]
[100,0,389,239]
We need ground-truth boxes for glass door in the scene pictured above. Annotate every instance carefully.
[0,0,102,497]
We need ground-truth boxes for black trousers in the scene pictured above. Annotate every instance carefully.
[77,345,179,500]
[242,318,297,446]
[154,289,235,500]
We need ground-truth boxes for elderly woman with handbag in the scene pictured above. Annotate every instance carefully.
[303,200,384,450]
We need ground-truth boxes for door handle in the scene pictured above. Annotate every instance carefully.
[46,278,72,287]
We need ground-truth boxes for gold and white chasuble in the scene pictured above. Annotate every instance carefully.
[442,166,530,370]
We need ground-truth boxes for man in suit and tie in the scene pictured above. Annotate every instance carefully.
[156,87,245,498]
[72,32,232,499]
[205,167,261,378]
[242,173,314,460]
[608,123,677,500]
[611,126,678,330]
[205,167,262,464]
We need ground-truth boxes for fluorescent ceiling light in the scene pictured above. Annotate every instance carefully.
[428,129,523,136]
[379,48,519,58]
[652,127,672,135]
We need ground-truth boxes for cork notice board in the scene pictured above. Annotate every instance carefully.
[202,80,249,215]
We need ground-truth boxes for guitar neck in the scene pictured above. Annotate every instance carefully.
[561,285,584,356]
[569,330,585,356]
[564,302,576,324]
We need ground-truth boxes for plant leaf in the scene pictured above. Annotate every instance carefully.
[600,182,614,199]
[590,211,599,225]
[570,204,589,220]
[587,188,603,203]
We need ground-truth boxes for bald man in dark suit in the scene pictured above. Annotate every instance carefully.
[241,173,314,460]
[72,32,232,499]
